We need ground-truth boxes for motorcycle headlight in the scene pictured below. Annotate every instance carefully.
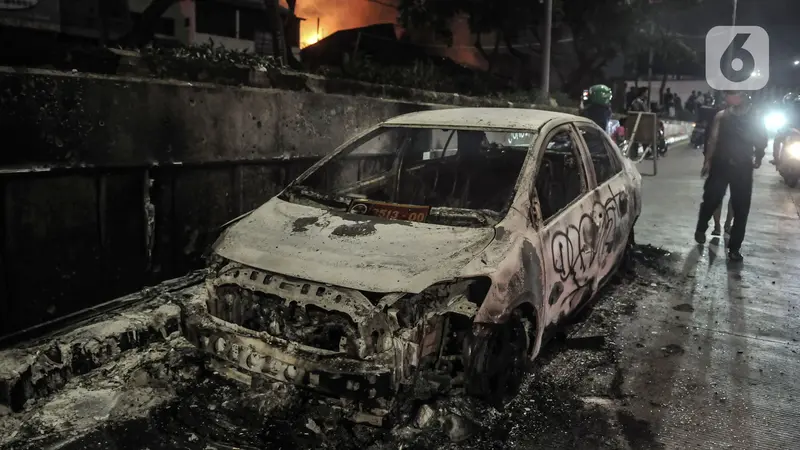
[787,142,800,159]
[765,112,786,131]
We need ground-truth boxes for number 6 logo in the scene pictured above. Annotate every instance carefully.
[705,26,769,90]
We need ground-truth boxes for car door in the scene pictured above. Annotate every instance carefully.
[532,124,600,328]
[575,124,633,285]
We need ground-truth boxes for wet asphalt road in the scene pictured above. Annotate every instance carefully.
[5,142,800,450]
[621,142,800,449]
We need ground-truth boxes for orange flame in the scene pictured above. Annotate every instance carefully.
[301,28,323,49]
[295,0,397,49]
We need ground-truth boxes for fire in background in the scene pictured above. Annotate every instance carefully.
[294,0,397,48]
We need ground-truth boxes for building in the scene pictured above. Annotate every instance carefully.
[128,0,302,56]
[0,0,302,55]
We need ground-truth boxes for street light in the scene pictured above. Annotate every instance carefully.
[539,0,553,103]
[794,60,799,66]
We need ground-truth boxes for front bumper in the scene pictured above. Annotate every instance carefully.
[180,264,482,426]
[181,290,396,420]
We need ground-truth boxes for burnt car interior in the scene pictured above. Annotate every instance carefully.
[536,130,586,221]
[293,127,534,224]
[578,126,623,184]
[535,127,622,222]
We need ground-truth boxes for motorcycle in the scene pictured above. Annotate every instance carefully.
[775,135,800,187]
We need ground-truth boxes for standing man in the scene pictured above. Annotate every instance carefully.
[686,91,698,113]
[629,88,648,112]
[663,88,674,115]
[694,90,768,262]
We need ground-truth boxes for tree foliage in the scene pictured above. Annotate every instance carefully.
[396,0,703,92]
[397,0,544,55]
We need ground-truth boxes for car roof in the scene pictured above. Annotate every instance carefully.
[381,107,587,131]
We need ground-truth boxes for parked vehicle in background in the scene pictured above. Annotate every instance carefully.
[181,108,643,425]
[775,135,800,187]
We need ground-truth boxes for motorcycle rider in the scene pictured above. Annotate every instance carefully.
[694,90,768,262]
[772,93,800,166]
[582,84,613,131]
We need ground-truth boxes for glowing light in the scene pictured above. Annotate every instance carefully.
[302,32,322,48]
[765,111,786,131]
[300,19,324,49]
[787,142,800,159]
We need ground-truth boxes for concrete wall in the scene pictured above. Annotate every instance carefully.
[0,67,693,337]
[0,68,442,336]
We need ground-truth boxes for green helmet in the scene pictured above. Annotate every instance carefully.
[587,84,613,106]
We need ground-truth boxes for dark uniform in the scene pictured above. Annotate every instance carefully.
[694,101,768,260]
[583,103,612,132]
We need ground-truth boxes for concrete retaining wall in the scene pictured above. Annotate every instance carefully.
[0,67,693,337]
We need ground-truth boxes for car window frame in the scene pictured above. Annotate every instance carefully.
[574,123,625,187]
[530,123,592,227]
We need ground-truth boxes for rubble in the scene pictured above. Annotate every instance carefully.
[0,275,203,414]
[0,338,201,449]
[0,245,687,449]
[414,404,437,428]
[441,414,473,443]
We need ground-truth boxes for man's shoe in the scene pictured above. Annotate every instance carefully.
[694,230,706,244]
[712,226,721,236]
[728,250,744,262]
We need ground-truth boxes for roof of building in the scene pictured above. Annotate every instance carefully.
[381,107,582,130]
[217,0,304,19]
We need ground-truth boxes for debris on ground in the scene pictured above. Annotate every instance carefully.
[0,245,688,450]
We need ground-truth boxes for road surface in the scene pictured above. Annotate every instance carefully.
[2,143,800,450]
[619,142,800,449]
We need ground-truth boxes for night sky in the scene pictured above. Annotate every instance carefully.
[663,0,800,84]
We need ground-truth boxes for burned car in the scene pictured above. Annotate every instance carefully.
[181,108,642,424]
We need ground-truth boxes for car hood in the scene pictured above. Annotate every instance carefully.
[212,198,495,294]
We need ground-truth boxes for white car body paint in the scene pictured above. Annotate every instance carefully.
[212,108,643,365]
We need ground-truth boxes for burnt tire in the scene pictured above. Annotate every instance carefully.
[621,228,636,275]
[463,311,530,406]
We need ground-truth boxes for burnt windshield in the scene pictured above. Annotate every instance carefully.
[282,126,535,227]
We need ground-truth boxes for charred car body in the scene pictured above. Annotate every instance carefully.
[181,108,642,424]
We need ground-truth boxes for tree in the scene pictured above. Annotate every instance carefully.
[394,0,702,94]
[396,0,545,71]
[551,0,702,93]
[553,0,641,93]
[623,0,704,105]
